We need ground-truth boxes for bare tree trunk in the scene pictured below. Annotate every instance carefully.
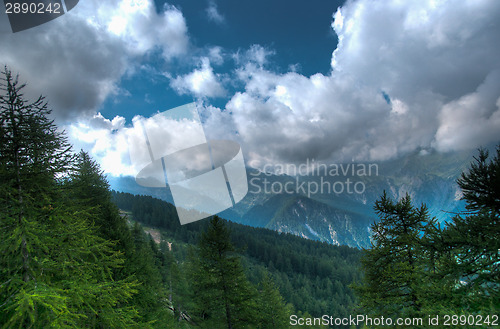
[10,102,30,283]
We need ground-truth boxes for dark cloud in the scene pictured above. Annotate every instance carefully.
[0,0,189,121]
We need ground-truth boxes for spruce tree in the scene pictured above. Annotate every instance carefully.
[67,150,175,327]
[161,241,192,324]
[457,147,500,214]
[127,222,165,322]
[355,147,500,322]
[0,66,73,283]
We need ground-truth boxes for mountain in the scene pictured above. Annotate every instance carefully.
[108,148,477,248]
[221,149,473,248]
[246,193,372,248]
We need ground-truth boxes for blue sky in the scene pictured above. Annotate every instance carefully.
[167,0,341,75]
[100,0,344,121]
[1,0,500,176]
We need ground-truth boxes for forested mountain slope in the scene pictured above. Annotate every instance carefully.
[112,191,363,323]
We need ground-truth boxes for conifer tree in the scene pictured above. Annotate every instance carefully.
[441,147,500,311]
[161,241,192,323]
[189,216,258,329]
[0,67,140,328]
[66,150,134,257]
[355,147,500,322]
[0,66,72,283]
[125,223,167,324]
[354,192,431,321]
[256,272,291,329]
[67,149,176,327]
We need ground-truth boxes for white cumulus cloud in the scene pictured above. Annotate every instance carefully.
[214,0,500,167]
[170,58,226,98]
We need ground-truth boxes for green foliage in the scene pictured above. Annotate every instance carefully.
[0,67,189,328]
[0,207,141,328]
[67,152,175,327]
[65,151,134,255]
[356,146,500,328]
[188,216,258,329]
[440,147,500,312]
[255,272,292,329]
[112,191,363,321]
[457,147,500,213]
[0,67,73,205]
[126,222,169,325]
[0,67,141,328]
[354,192,431,322]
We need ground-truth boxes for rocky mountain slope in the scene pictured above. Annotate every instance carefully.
[108,148,478,248]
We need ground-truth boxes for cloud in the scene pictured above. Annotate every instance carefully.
[206,1,225,24]
[69,0,500,176]
[68,105,219,177]
[433,70,500,152]
[170,57,226,98]
[102,0,189,58]
[68,113,135,176]
[233,44,275,67]
[330,0,500,154]
[217,0,500,167]
[0,0,189,120]
[208,46,224,65]
[330,0,500,101]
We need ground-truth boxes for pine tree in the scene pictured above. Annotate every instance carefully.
[189,216,258,329]
[417,218,460,316]
[441,147,500,311]
[355,147,500,322]
[256,272,291,329]
[68,149,180,327]
[457,147,500,214]
[125,223,167,324]
[161,241,193,324]
[66,150,134,257]
[67,150,111,207]
[0,66,73,283]
[0,67,140,328]
[354,192,431,321]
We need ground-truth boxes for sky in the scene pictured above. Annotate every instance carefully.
[1,0,499,176]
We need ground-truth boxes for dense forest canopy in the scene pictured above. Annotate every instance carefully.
[112,190,362,323]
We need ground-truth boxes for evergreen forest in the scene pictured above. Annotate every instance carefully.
[1,67,498,328]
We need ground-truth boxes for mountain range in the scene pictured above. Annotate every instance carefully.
[108,148,479,248]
